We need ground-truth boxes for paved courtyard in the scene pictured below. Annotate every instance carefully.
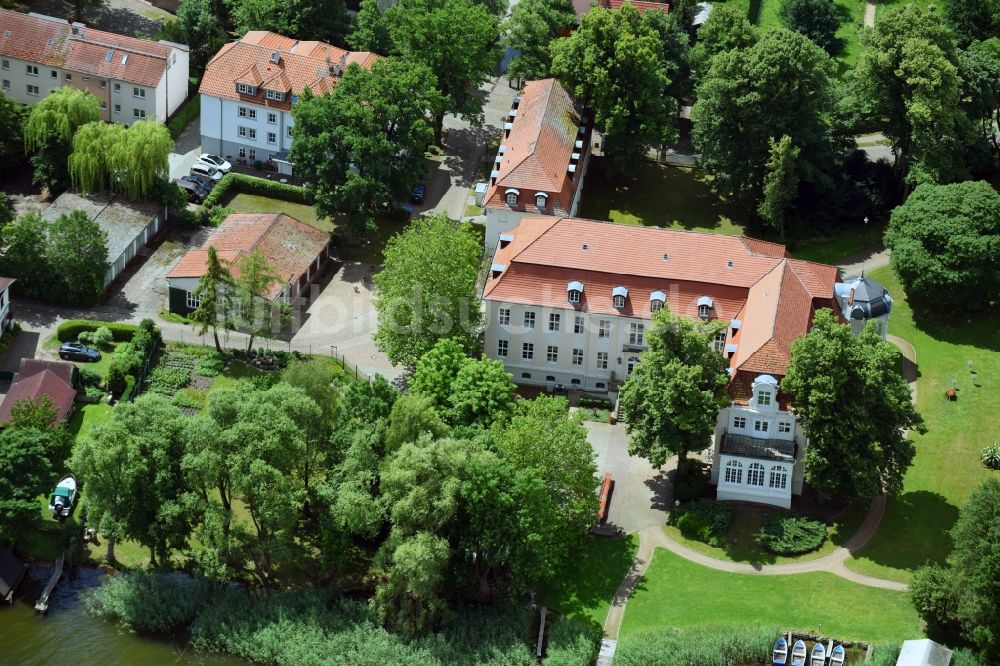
[584,419,673,534]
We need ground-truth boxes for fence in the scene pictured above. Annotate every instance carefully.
[126,332,163,402]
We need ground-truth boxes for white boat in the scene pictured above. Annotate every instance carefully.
[791,640,807,666]
[773,636,788,665]
[48,475,77,520]
[810,642,827,666]
[830,644,846,666]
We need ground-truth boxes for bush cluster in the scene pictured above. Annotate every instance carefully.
[670,500,732,546]
[759,514,827,555]
[147,366,191,396]
[78,367,103,388]
[200,173,313,211]
[57,319,159,343]
[77,325,113,349]
[105,319,159,397]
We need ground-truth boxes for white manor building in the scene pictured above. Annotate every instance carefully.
[199,31,377,175]
[482,216,882,509]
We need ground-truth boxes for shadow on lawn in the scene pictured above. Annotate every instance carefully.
[853,490,959,572]
[907,300,1000,352]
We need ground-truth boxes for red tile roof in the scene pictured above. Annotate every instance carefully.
[0,368,76,426]
[167,213,329,300]
[0,277,14,293]
[16,359,76,386]
[484,216,841,381]
[199,31,377,111]
[484,79,590,217]
[0,9,181,87]
[602,0,670,14]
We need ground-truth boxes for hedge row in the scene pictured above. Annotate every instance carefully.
[201,173,313,210]
[56,319,160,343]
[167,95,200,140]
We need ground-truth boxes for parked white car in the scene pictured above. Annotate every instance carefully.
[198,153,232,173]
[191,162,224,181]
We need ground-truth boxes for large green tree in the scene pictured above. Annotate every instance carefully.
[783,309,924,500]
[447,357,515,428]
[72,395,191,566]
[69,120,171,199]
[0,428,53,546]
[687,4,757,78]
[619,306,729,471]
[693,28,837,212]
[945,0,1000,47]
[779,0,841,53]
[503,0,577,82]
[910,477,1000,658]
[169,0,226,74]
[373,215,482,366]
[551,4,680,172]
[349,0,393,53]
[757,134,801,241]
[226,0,350,47]
[23,87,101,194]
[410,337,472,411]
[959,39,1000,161]
[0,212,49,300]
[46,209,109,306]
[885,180,1000,310]
[0,91,27,176]
[290,58,440,237]
[854,4,969,186]
[69,121,124,195]
[230,250,283,353]
[384,0,500,142]
[189,246,233,353]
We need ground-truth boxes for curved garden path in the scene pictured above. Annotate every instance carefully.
[602,334,917,646]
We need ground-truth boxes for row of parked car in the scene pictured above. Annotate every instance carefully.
[175,154,232,203]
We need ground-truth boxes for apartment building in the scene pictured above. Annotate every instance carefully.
[0,9,189,123]
[199,31,377,174]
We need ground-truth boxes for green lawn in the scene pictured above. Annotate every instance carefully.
[663,500,869,566]
[580,160,750,235]
[538,534,638,629]
[845,266,1000,582]
[67,402,112,440]
[621,548,922,642]
[790,220,887,265]
[206,359,265,393]
[225,193,335,233]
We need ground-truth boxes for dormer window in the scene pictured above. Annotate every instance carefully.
[265,90,284,101]
[505,188,519,206]
[535,192,548,209]
[237,83,256,95]
[567,280,584,304]
[751,374,779,410]
[650,290,665,313]
[612,286,628,310]
[697,295,714,319]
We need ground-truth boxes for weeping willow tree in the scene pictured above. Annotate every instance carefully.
[112,120,173,200]
[69,121,126,194]
[23,87,101,194]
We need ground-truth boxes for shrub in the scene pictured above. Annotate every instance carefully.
[86,571,211,633]
[167,96,200,140]
[111,342,145,376]
[83,385,105,399]
[56,319,160,343]
[578,396,613,410]
[677,512,712,542]
[79,325,113,349]
[615,625,777,666]
[544,617,601,665]
[670,500,732,545]
[195,353,226,377]
[78,367,103,387]
[982,442,1000,470]
[759,514,827,555]
[106,363,128,397]
[173,387,207,410]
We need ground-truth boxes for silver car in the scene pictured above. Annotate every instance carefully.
[191,162,224,181]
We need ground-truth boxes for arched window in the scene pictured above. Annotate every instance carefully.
[768,466,788,489]
[535,192,548,209]
[612,286,628,310]
[505,188,519,205]
[697,295,713,320]
[747,462,765,486]
[650,290,665,313]
[724,460,743,484]
[650,299,663,312]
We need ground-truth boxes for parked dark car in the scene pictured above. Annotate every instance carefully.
[186,173,216,192]
[59,342,101,362]
[409,183,426,204]
[176,178,206,203]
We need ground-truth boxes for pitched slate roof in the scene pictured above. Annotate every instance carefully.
[484,79,589,217]
[199,31,377,112]
[0,9,182,87]
[484,216,841,385]
[0,366,76,426]
[167,213,329,300]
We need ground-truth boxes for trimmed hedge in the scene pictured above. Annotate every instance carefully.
[759,514,827,555]
[200,172,313,211]
[167,95,200,140]
[56,319,160,343]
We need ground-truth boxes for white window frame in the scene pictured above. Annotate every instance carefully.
[498,307,510,326]
[267,111,277,124]
[265,90,284,101]
[548,313,560,332]
[1,80,9,91]
[546,346,558,363]
[768,466,788,489]
[238,147,246,158]
[26,64,38,76]
[237,83,255,95]
[574,316,584,334]
[26,84,39,96]
[114,104,121,114]
[732,416,746,429]
[133,108,146,119]
[778,421,792,434]
[523,311,535,329]
[239,106,248,118]
[568,289,581,304]
[754,420,769,433]
[113,82,121,92]
[522,342,534,360]
[133,87,145,99]
[598,319,610,338]
[238,126,248,137]
[535,192,547,209]
[724,460,743,485]
[186,291,201,309]
[1,59,8,70]
[267,132,277,144]
[597,351,608,370]
[572,348,583,366]
[613,294,625,309]
[651,299,663,313]
[629,322,645,346]
[757,391,772,406]
[248,149,256,160]
[747,463,765,487]
[50,69,57,79]
[248,128,257,140]
[287,126,293,137]
[698,303,711,319]
[497,339,508,357]
[714,330,727,353]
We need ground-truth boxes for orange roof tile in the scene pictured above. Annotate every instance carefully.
[200,31,377,111]
[0,9,180,87]
[484,79,589,217]
[168,213,329,300]
[603,0,670,13]
[485,216,841,381]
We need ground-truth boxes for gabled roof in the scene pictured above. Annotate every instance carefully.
[485,216,841,383]
[17,358,76,386]
[167,213,329,300]
[0,9,182,87]
[200,31,377,111]
[484,79,588,217]
[0,367,76,426]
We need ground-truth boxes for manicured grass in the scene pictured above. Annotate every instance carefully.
[621,548,923,641]
[663,500,869,566]
[72,343,115,380]
[538,534,638,629]
[66,402,112,440]
[225,192,335,233]
[580,160,750,235]
[790,220,886,265]
[845,266,1000,582]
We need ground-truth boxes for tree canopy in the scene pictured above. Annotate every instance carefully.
[226,0,350,46]
[944,0,1000,47]
[373,215,483,366]
[779,0,841,53]
[0,428,54,546]
[551,4,681,171]
[782,309,924,500]
[0,92,27,176]
[885,180,1000,310]
[23,86,101,194]
[503,0,577,82]
[69,120,172,199]
[618,306,729,470]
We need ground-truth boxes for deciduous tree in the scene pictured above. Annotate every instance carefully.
[23,87,101,194]
[373,215,482,366]
[226,0,350,47]
[230,250,283,353]
[782,309,924,500]
[189,246,233,353]
[687,4,757,78]
[410,337,471,410]
[944,0,1000,47]
[779,0,841,53]
[885,180,1000,310]
[447,358,515,427]
[0,92,26,175]
[0,212,48,298]
[618,306,729,471]
[46,209,109,306]
[385,392,449,453]
[0,428,53,546]
[504,0,577,82]
[349,0,393,53]
[959,39,1000,160]
[758,135,800,241]
[169,0,226,74]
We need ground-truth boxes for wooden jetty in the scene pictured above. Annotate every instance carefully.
[34,554,64,613]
